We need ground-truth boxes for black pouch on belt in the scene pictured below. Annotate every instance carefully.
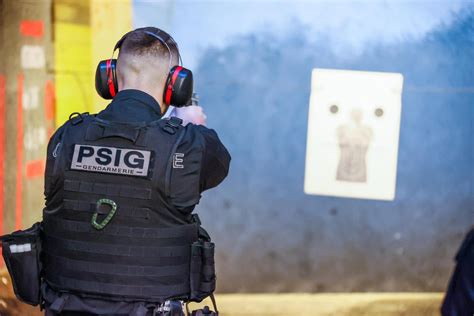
[1,222,42,306]
[189,240,216,302]
[190,241,203,301]
[200,242,216,293]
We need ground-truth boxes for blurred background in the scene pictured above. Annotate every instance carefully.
[0,0,472,315]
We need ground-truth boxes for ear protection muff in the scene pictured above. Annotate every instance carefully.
[95,28,193,107]
[95,59,118,99]
[164,65,193,107]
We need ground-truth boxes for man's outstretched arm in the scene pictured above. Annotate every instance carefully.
[174,105,231,192]
[168,106,231,212]
[196,125,231,192]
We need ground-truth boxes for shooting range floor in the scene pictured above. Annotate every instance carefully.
[1,270,443,315]
[189,293,443,316]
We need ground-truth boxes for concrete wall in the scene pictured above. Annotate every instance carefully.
[0,0,131,267]
[54,0,92,125]
[194,8,474,292]
[0,0,54,238]
[54,0,131,126]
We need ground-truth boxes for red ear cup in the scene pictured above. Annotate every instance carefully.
[106,59,117,97]
[95,59,118,99]
[164,66,183,105]
[163,66,193,107]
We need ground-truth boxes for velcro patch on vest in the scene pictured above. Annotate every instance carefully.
[71,144,151,177]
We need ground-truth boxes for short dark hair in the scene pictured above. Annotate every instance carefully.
[118,27,179,61]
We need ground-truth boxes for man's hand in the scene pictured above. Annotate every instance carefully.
[175,105,207,126]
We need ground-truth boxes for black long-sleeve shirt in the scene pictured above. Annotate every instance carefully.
[42,89,230,314]
[45,89,230,207]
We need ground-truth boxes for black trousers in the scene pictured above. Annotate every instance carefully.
[45,311,93,316]
[45,309,156,316]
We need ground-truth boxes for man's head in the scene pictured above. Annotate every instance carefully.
[116,27,179,114]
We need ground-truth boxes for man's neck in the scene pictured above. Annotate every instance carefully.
[119,85,166,114]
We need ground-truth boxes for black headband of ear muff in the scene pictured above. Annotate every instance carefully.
[113,28,183,67]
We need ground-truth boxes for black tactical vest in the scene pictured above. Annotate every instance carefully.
[41,113,215,303]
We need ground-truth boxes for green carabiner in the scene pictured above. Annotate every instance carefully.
[91,198,117,230]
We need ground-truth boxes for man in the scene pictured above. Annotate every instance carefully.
[41,27,230,315]
[441,228,474,315]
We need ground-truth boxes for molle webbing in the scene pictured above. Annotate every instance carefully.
[63,199,150,219]
[42,217,198,300]
[64,179,152,200]
[43,217,197,240]
[43,234,190,258]
[44,275,190,299]
[44,255,191,277]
